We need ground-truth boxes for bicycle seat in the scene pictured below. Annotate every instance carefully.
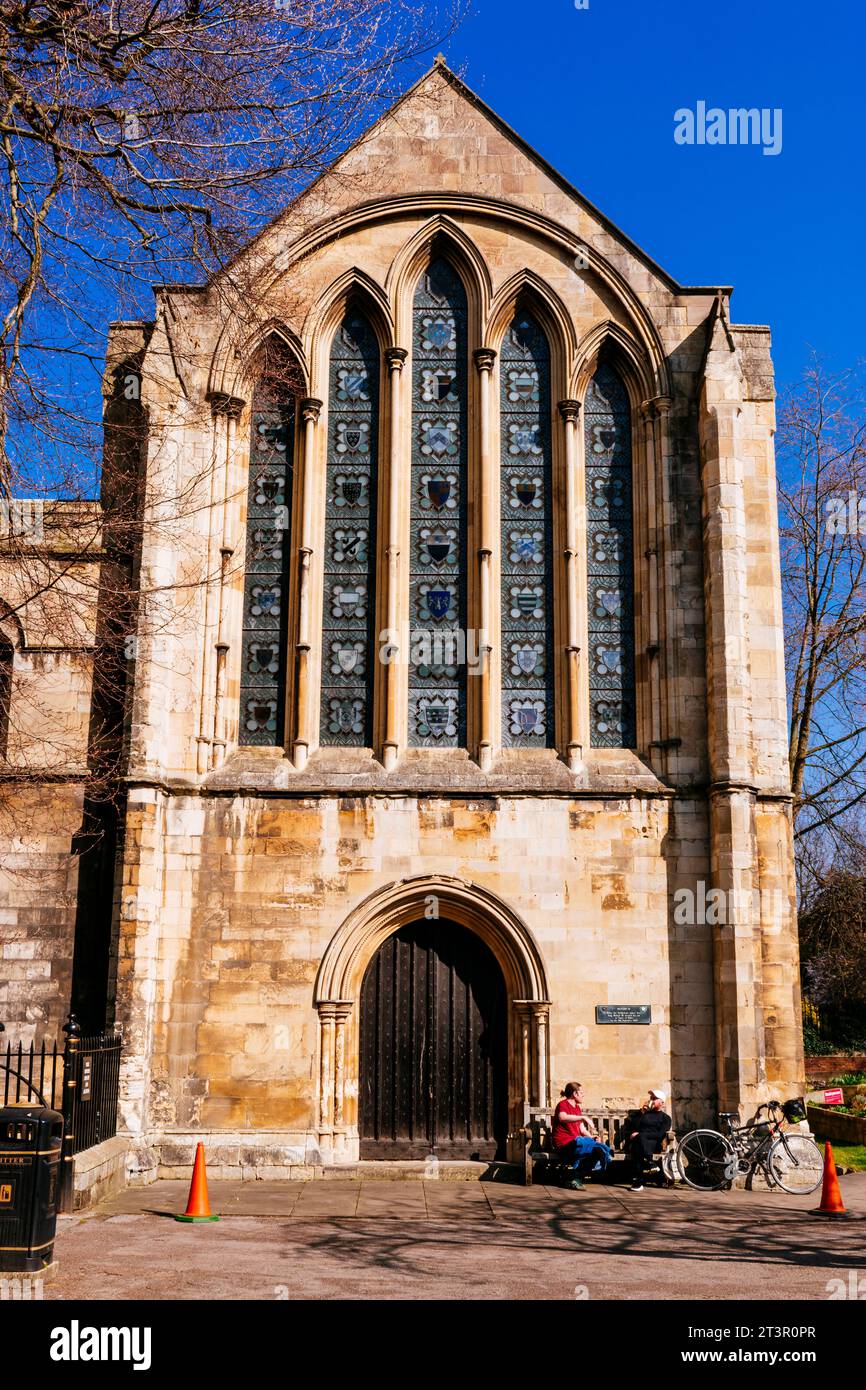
[718,1111,740,1119]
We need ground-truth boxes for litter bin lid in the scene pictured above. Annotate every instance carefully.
[0,1103,63,1122]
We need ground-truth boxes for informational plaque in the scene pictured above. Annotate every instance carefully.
[595,1005,651,1025]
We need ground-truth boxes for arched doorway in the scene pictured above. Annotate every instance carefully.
[359,919,508,1160]
[315,875,551,1163]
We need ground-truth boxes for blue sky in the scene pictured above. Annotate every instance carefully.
[429,0,864,390]
[13,0,861,500]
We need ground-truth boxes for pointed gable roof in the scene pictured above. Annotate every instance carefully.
[172,58,727,299]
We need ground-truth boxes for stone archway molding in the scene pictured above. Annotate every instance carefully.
[313,875,552,1160]
[315,873,549,1004]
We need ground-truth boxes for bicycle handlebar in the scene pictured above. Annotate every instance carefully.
[720,1100,786,1130]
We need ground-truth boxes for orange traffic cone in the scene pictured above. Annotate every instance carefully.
[813,1142,847,1218]
[175,1142,220,1222]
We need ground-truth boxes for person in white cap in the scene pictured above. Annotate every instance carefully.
[626,1089,672,1191]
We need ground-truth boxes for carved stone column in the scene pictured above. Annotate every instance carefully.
[652,397,677,778]
[514,1000,533,1114]
[293,397,323,770]
[195,403,222,778]
[383,348,408,771]
[332,1001,353,1157]
[639,398,663,767]
[700,314,763,1114]
[210,393,245,767]
[317,1001,336,1157]
[195,398,227,774]
[559,399,582,769]
[514,998,551,1110]
[316,999,353,1161]
[533,1002,551,1108]
[474,348,497,771]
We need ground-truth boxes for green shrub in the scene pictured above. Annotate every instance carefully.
[803,1021,837,1055]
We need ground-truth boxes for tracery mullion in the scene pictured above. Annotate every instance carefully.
[584,363,636,747]
[320,310,380,746]
[408,258,468,747]
[238,386,296,745]
[500,310,555,747]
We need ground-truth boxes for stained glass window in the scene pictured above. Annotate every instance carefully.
[500,310,554,747]
[320,310,380,745]
[584,363,636,747]
[238,382,296,745]
[408,258,468,746]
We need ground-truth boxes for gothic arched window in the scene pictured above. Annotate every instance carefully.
[320,309,380,745]
[238,361,300,746]
[500,309,554,747]
[584,362,636,748]
[408,257,468,746]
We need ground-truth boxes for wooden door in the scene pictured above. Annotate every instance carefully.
[359,919,507,1160]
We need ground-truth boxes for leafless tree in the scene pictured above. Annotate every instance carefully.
[0,0,460,851]
[778,356,866,886]
[0,0,461,487]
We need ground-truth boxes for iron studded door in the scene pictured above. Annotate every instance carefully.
[359,920,507,1160]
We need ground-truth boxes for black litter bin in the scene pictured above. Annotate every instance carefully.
[0,1103,63,1272]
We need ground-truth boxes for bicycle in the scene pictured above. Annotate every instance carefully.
[673,1100,824,1195]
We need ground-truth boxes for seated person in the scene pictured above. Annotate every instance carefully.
[626,1088,672,1191]
[551,1082,613,1190]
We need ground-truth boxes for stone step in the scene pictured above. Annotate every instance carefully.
[152,1158,524,1183]
[317,1160,522,1182]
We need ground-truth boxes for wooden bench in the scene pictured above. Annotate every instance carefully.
[515,1105,674,1186]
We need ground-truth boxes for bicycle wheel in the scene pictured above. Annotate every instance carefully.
[767,1133,824,1194]
[676,1129,736,1191]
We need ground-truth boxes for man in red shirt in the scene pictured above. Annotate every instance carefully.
[551,1082,612,1189]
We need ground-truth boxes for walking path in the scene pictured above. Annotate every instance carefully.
[43,1172,866,1301]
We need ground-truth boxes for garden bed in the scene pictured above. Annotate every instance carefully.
[807,1103,866,1146]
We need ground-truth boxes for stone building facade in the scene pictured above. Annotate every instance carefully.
[1,62,803,1177]
[0,504,110,1037]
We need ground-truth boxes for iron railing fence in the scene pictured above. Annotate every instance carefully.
[1,1035,63,1109]
[65,1028,123,1154]
[0,1014,123,1211]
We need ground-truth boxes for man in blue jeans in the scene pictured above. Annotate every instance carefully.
[551,1082,613,1190]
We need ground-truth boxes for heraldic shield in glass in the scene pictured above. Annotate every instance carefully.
[408,257,468,746]
[500,310,555,747]
[584,363,636,748]
[239,381,296,746]
[320,310,380,745]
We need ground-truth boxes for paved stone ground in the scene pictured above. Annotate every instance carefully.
[44,1173,866,1301]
